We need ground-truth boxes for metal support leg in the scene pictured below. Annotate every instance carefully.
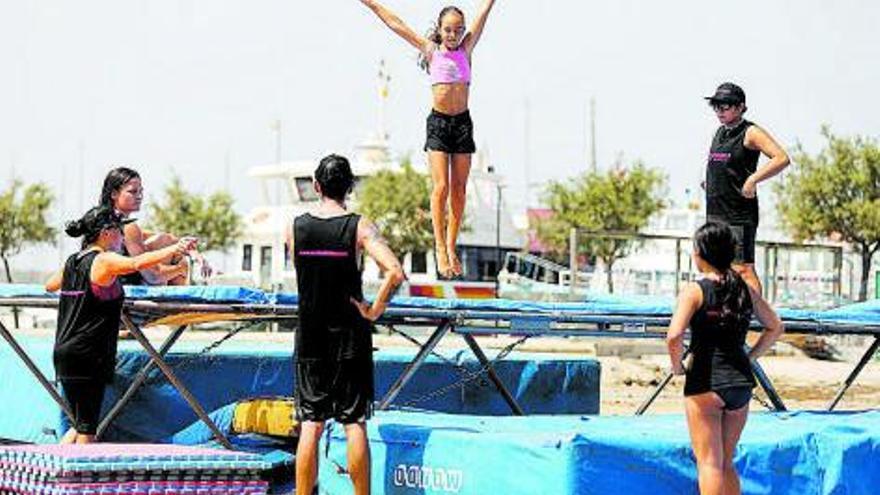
[461,334,525,416]
[378,321,452,410]
[120,313,233,450]
[96,325,189,439]
[636,373,673,416]
[751,358,786,411]
[0,320,76,423]
[636,348,690,415]
[827,336,880,411]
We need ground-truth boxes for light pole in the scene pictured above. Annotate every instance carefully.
[494,178,505,299]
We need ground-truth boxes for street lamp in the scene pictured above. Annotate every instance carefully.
[491,169,505,299]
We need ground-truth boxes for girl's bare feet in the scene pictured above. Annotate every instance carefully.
[448,247,462,277]
[435,244,453,279]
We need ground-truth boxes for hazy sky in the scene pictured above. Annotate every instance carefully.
[2,1,878,269]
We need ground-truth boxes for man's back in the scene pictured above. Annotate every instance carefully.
[293,212,369,362]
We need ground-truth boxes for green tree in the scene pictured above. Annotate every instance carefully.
[0,180,56,283]
[357,158,434,258]
[147,176,242,252]
[774,127,880,301]
[538,162,667,293]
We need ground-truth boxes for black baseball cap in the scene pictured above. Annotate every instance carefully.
[705,82,746,105]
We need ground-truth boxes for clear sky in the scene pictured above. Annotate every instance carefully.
[1,1,878,269]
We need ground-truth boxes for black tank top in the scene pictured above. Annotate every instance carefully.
[119,243,145,285]
[705,119,761,225]
[293,213,369,362]
[684,279,756,395]
[53,250,125,382]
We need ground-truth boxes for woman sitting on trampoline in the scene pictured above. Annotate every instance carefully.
[100,166,212,285]
[666,221,784,495]
[46,205,197,444]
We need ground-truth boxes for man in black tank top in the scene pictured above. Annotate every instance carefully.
[291,154,405,495]
[703,83,790,292]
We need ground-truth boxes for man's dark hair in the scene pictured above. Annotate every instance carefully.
[315,154,355,201]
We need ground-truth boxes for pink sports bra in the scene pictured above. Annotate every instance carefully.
[428,46,471,85]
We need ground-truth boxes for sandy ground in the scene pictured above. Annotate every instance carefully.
[596,352,880,414]
[8,326,880,415]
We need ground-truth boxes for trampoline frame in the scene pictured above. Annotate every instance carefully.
[1,293,878,450]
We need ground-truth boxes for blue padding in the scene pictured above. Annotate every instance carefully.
[122,285,270,304]
[3,283,880,325]
[271,292,298,305]
[0,337,599,443]
[0,283,52,298]
[0,335,59,443]
[819,299,880,324]
[101,347,597,442]
[166,403,235,445]
[319,410,880,495]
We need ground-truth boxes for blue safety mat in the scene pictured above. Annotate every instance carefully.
[0,337,599,443]
[123,285,271,304]
[319,409,880,495]
[3,283,880,327]
[0,284,54,298]
[0,336,60,443]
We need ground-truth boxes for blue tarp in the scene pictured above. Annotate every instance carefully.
[0,335,59,444]
[319,409,880,495]
[2,283,879,327]
[0,337,599,443]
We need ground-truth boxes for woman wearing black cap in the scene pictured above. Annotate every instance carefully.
[704,82,790,292]
[45,205,197,444]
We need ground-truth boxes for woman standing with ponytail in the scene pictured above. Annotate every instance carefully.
[45,205,197,444]
[666,221,784,495]
[358,0,497,278]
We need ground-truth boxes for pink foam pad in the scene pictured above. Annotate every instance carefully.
[2,479,269,495]
[0,444,258,459]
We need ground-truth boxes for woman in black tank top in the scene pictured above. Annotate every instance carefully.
[703,83,790,295]
[46,205,197,444]
[666,221,784,495]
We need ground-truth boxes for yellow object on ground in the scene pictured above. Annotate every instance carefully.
[232,397,299,438]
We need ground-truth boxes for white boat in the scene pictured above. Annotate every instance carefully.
[215,59,525,299]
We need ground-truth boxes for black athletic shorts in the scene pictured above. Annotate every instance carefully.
[708,217,756,264]
[60,379,106,435]
[294,358,374,424]
[424,109,476,154]
[714,386,753,411]
[729,223,757,264]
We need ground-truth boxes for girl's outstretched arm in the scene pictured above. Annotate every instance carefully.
[359,0,431,54]
[463,0,497,55]
[91,237,198,286]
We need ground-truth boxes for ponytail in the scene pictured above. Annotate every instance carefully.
[718,268,752,328]
[694,221,753,327]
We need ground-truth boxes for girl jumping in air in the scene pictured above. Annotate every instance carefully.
[359,0,497,278]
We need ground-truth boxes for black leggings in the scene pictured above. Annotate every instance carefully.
[60,380,106,435]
